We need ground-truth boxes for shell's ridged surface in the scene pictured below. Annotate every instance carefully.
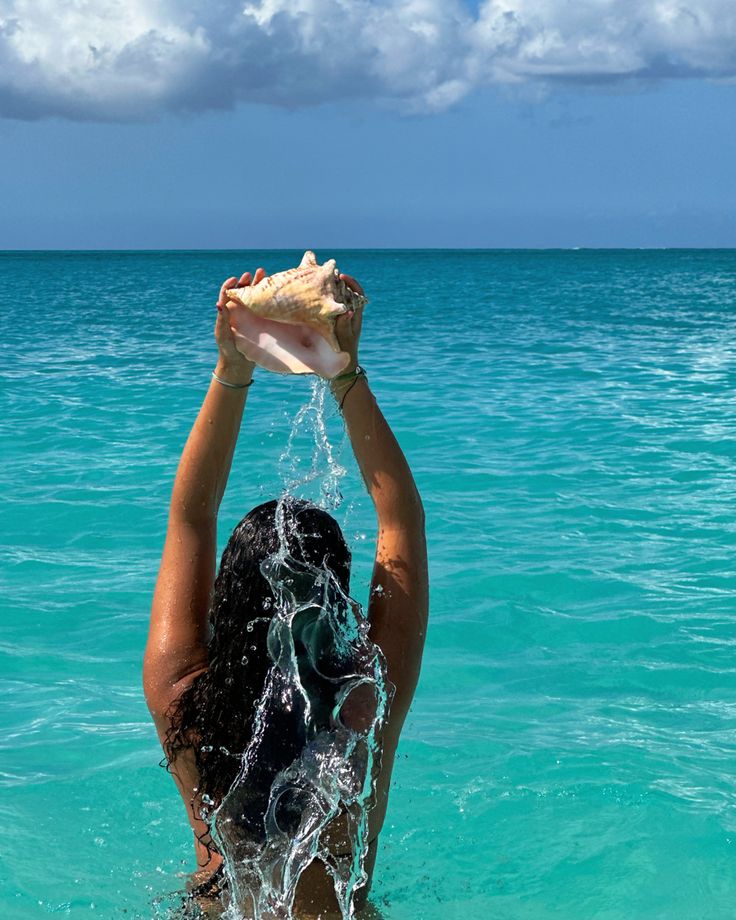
[226,251,367,378]
[227,251,367,351]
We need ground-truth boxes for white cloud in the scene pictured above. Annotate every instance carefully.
[469,1,736,83]
[1,0,735,121]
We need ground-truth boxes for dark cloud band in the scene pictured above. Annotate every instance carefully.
[1,0,734,121]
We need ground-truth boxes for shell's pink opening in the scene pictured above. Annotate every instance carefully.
[230,308,351,378]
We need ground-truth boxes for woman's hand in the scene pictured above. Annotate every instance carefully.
[332,273,366,377]
[214,269,265,384]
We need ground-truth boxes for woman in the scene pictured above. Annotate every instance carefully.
[143,266,428,918]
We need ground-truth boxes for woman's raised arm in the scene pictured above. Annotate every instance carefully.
[330,277,429,722]
[143,270,264,722]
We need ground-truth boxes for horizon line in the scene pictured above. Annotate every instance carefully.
[2,246,736,254]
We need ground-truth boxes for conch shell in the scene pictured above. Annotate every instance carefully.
[225,250,367,378]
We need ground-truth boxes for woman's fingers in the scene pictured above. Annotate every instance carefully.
[217,277,239,310]
[340,273,365,297]
[253,267,266,285]
[334,309,358,351]
[220,276,238,297]
[334,310,351,342]
[218,271,260,314]
[352,302,364,338]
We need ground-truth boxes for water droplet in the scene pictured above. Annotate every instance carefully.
[201,745,213,753]
[241,656,249,665]
[219,747,231,756]
[201,794,214,805]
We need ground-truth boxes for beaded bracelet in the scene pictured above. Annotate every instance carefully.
[212,370,254,389]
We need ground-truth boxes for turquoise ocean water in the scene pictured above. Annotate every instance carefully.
[2,249,736,918]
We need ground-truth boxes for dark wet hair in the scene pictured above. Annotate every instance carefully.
[162,497,351,841]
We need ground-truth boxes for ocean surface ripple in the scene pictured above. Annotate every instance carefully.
[1,249,736,918]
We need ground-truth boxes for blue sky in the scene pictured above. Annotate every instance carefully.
[1,1,735,248]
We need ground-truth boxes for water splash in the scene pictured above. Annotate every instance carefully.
[278,378,348,511]
[208,380,391,919]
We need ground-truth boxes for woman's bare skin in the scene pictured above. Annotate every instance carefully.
[143,266,428,917]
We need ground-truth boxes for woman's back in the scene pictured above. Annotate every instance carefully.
[144,266,428,918]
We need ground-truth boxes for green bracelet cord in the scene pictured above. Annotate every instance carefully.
[333,366,367,410]
[331,364,366,385]
[330,365,367,411]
